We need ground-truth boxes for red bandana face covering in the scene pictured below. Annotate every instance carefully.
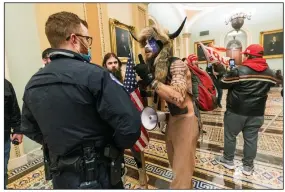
[242,58,268,72]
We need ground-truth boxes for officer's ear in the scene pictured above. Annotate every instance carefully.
[66,33,79,46]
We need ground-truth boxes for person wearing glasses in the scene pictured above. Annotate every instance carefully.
[20,12,141,189]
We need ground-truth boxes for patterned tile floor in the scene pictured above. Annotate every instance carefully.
[7,87,283,189]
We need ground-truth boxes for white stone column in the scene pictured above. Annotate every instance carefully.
[182,33,191,57]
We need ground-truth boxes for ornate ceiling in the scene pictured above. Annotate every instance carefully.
[148,3,283,33]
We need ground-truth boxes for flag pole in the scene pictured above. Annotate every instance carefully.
[140,151,148,189]
[128,34,148,189]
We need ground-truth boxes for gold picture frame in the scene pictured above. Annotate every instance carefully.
[194,39,215,64]
[109,18,136,63]
[260,29,283,59]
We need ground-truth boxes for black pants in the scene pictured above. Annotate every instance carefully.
[211,76,223,105]
[217,84,223,105]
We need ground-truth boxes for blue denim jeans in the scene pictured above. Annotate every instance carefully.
[4,139,11,189]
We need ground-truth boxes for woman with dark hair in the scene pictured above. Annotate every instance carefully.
[102,52,148,186]
[102,53,123,83]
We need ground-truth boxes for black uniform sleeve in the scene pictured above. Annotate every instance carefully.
[6,80,22,133]
[220,68,240,89]
[21,99,43,144]
[89,69,141,149]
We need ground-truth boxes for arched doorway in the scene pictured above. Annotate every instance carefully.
[225,29,247,66]
[226,37,242,65]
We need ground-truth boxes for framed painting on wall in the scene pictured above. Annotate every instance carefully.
[109,18,136,63]
[194,39,215,64]
[260,29,283,59]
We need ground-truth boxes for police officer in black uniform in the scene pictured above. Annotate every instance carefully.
[20,11,141,189]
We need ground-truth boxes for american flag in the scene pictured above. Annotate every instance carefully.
[123,54,150,152]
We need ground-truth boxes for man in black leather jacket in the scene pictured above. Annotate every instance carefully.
[21,12,141,189]
[215,44,277,176]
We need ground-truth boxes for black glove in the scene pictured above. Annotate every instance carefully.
[140,90,152,97]
[133,54,154,86]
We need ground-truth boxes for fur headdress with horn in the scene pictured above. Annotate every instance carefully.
[130,17,187,83]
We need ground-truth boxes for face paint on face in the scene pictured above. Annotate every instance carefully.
[144,38,160,62]
[145,38,160,54]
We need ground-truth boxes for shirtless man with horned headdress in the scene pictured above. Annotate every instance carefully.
[130,18,201,189]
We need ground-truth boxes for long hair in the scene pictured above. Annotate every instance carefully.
[102,52,122,68]
[102,52,123,83]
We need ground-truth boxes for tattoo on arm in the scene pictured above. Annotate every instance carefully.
[153,60,188,107]
[169,60,187,102]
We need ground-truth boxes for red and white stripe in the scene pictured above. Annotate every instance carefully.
[199,42,230,67]
[130,88,150,152]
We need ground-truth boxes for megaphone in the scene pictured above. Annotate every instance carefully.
[141,107,170,130]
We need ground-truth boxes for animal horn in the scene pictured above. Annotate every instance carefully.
[168,17,187,39]
[129,30,138,42]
